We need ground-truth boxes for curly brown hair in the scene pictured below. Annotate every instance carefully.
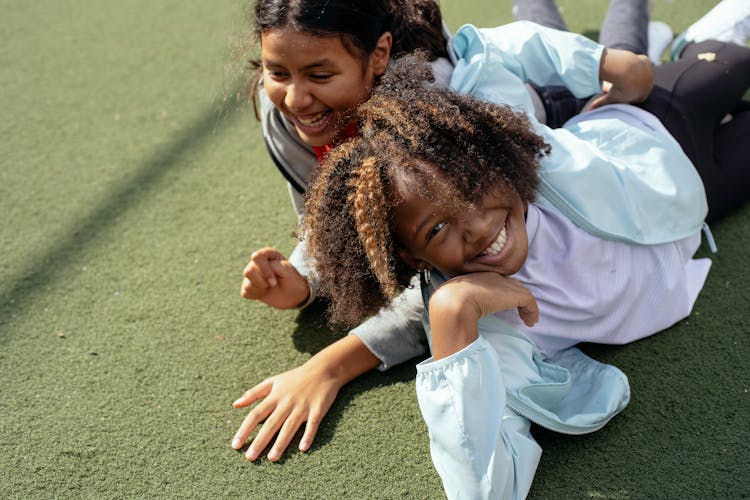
[303,54,550,326]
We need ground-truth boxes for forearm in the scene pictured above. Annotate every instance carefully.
[424,273,540,361]
[307,334,381,386]
[599,47,653,103]
[428,288,481,361]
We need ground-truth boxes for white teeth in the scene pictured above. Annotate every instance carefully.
[480,225,507,257]
[297,110,329,126]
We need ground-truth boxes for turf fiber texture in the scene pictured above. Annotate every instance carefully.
[1,0,748,498]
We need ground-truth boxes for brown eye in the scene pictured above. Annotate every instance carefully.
[427,222,446,242]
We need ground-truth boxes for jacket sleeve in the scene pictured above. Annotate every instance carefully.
[416,336,542,500]
[449,21,604,114]
[289,238,428,370]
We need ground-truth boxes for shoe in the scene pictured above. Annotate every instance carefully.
[671,0,750,60]
[648,21,674,64]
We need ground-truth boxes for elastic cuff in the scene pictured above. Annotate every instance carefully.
[416,336,489,373]
[296,279,316,309]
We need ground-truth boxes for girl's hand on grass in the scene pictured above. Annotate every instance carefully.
[241,247,311,309]
[231,361,342,462]
[231,336,380,462]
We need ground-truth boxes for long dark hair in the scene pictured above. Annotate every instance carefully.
[246,0,447,115]
[254,0,392,56]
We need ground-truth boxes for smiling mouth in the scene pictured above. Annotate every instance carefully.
[478,221,508,258]
[293,110,332,133]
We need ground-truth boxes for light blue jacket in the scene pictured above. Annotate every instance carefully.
[418,273,630,500]
[450,22,707,245]
[415,22,709,499]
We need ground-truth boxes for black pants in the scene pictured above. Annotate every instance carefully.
[640,41,750,221]
[539,40,750,222]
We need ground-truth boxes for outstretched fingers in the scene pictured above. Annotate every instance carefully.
[264,404,326,460]
[231,381,273,450]
[266,409,308,461]
[299,410,323,452]
[232,399,275,454]
[243,404,294,461]
[233,379,272,408]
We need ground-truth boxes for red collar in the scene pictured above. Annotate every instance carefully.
[312,120,358,164]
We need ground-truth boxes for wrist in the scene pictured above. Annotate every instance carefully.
[308,335,380,386]
[296,278,315,309]
[429,284,482,323]
[428,287,480,359]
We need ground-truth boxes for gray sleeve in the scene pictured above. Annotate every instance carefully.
[287,236,319,297]
[350,278,428,371]
[289,239,428,370]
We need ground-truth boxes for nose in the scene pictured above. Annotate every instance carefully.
[462,208,492,245]
[283,80,313,112]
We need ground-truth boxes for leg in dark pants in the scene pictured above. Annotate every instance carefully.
[712,110,750,218]
[512,0,567,30]
[599,0,649,54]
[638,40,750,220]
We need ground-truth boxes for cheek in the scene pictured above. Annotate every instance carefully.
[337,77,373,110]
[263,80,285,108]
[432,234,464,271]
[511,216,529,264]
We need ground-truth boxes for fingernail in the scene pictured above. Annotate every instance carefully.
[232,438,242,449]
[299,440,309,452]
[268,450,279,461]
[246,447,257,461]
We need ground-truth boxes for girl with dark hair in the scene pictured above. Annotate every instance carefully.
[232,0,451,464]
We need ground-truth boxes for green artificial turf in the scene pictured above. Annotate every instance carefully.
[1,0,748,498]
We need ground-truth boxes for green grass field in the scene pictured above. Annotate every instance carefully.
[2,0,748,498]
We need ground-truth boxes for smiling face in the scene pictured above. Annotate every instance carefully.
[260,27,391,147]
[390,168,529,278]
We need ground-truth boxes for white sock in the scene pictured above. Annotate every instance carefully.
[648,21,674,64]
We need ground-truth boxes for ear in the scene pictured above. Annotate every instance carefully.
[371,32,392,77]
[397,247,430,272]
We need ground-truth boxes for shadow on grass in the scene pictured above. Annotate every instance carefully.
[290,299,347,355]
[0,94,244,340]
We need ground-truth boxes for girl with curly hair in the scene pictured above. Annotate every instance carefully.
[301,55,715,497]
